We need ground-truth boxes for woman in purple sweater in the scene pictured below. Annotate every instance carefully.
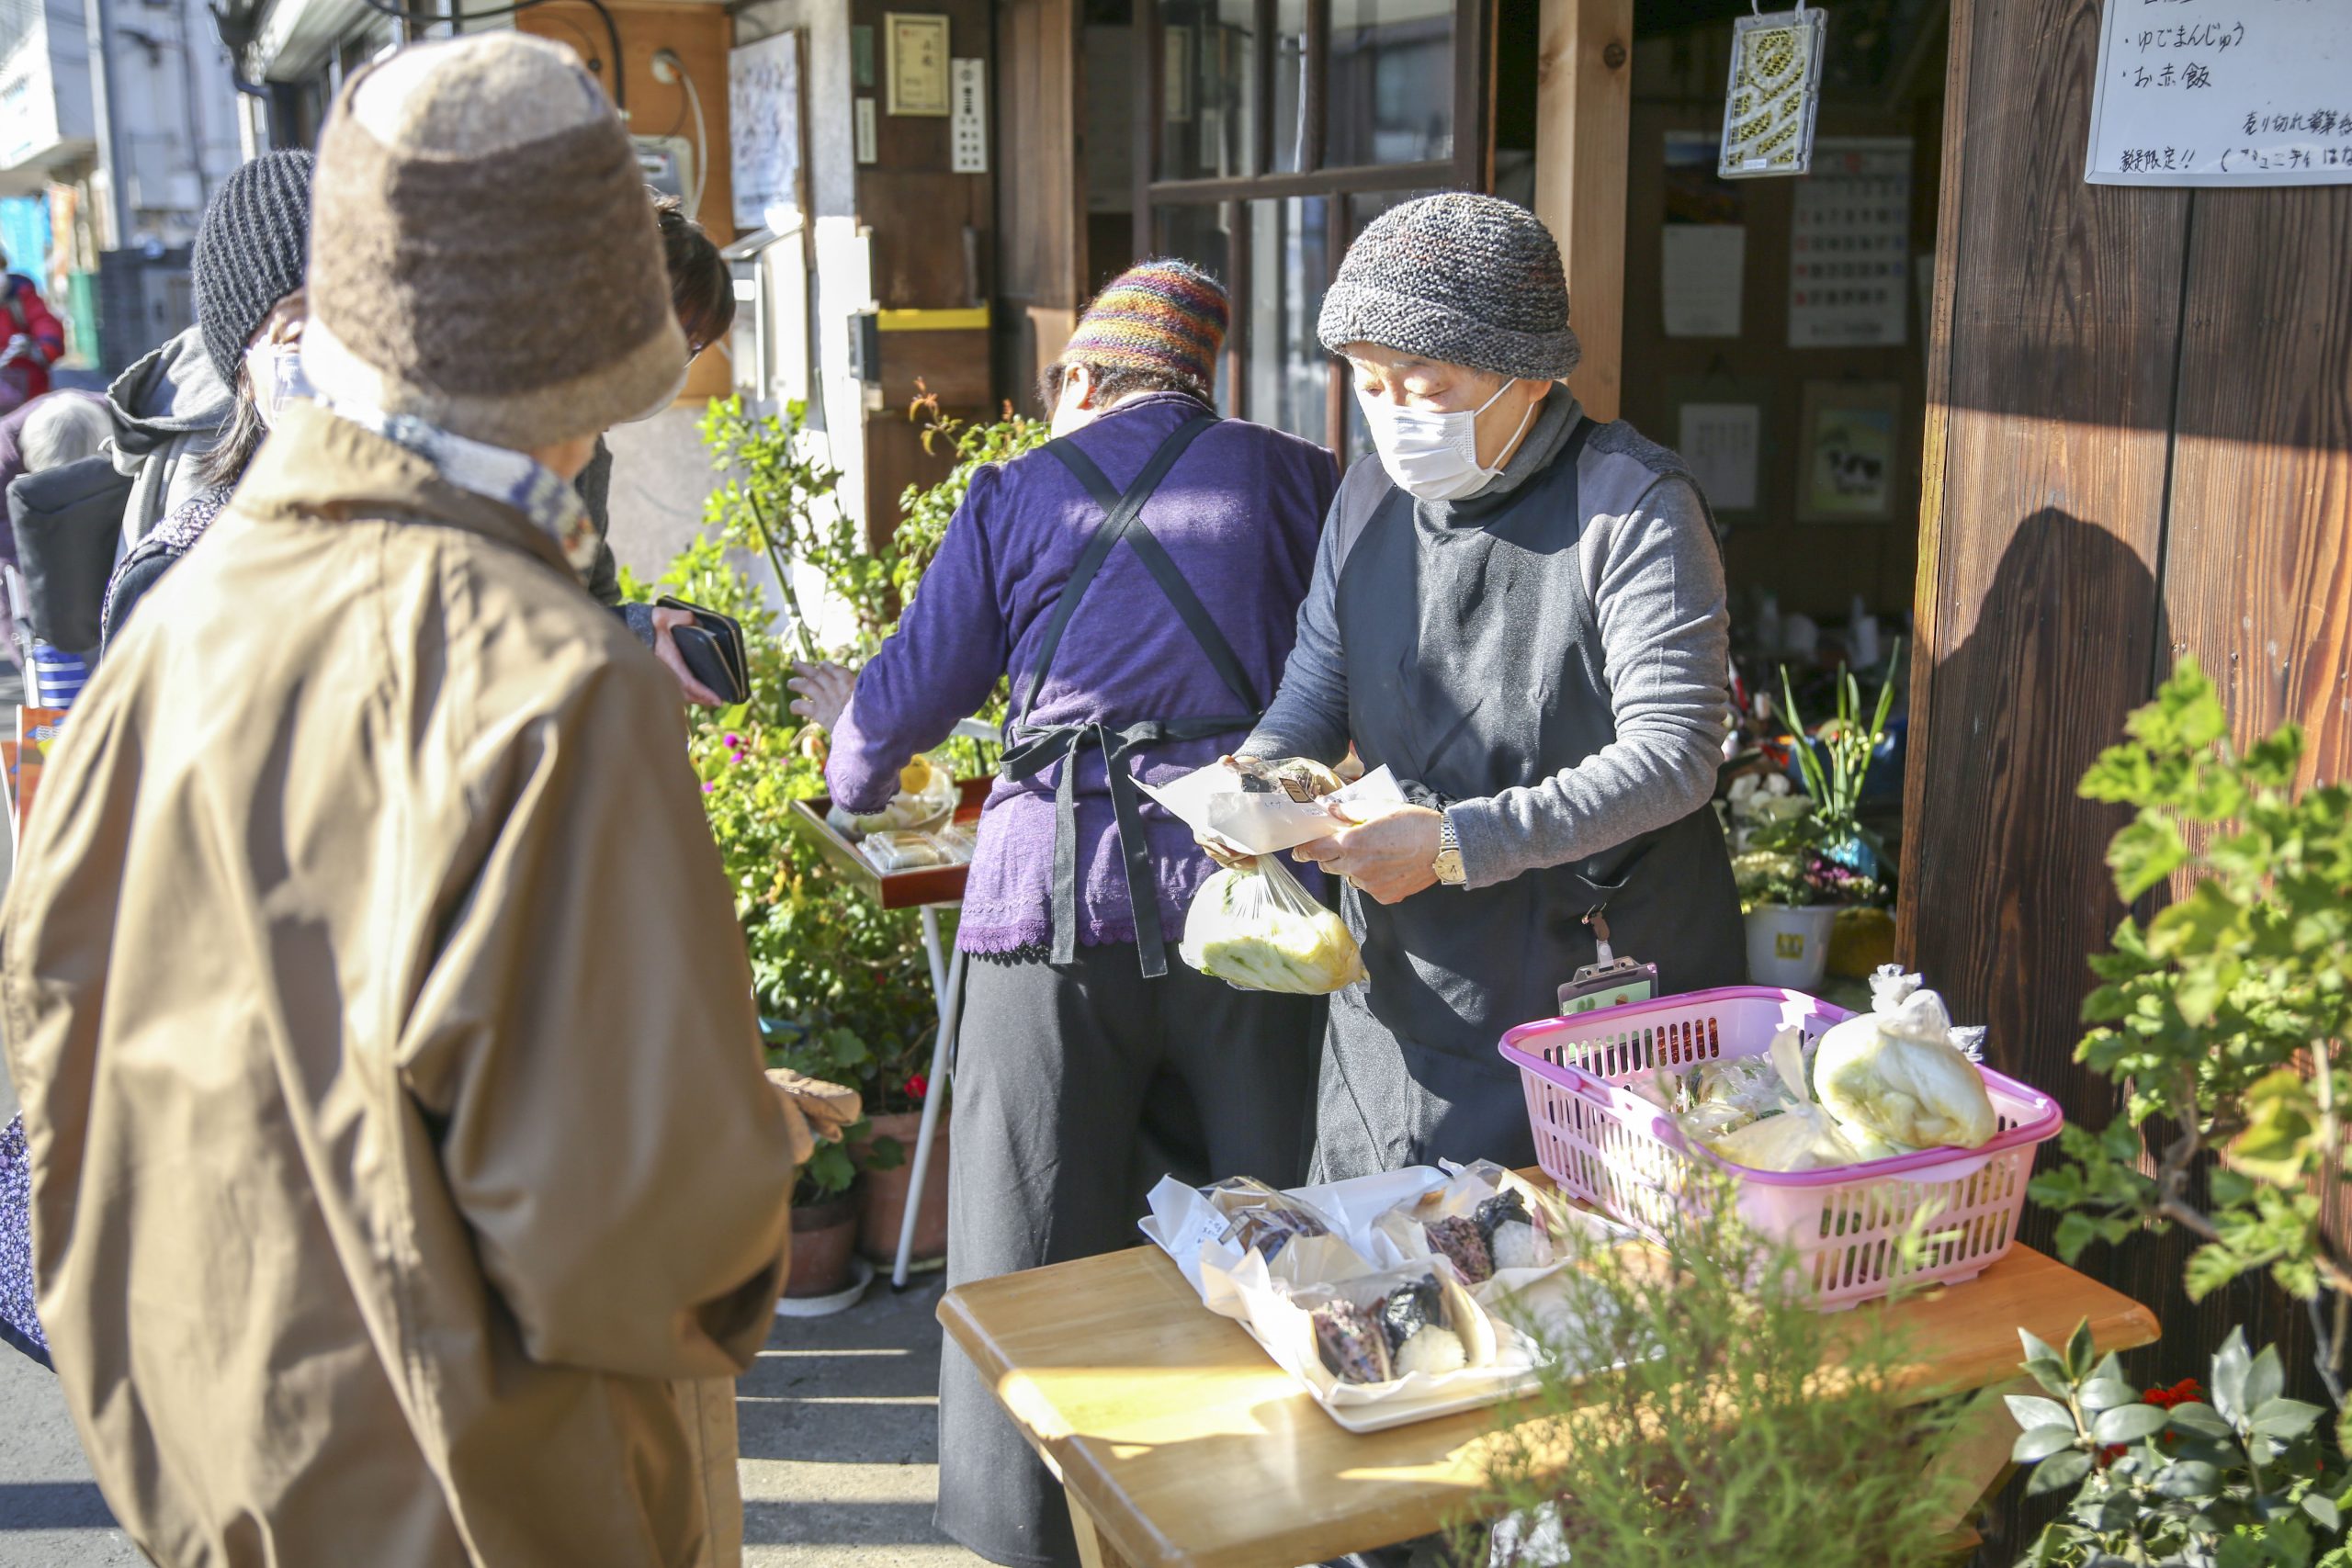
[790,260,1337,1568]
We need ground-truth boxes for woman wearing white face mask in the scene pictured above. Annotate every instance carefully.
[1226,192,1747,1188]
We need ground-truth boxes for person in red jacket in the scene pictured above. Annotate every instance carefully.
[0,249,66,412]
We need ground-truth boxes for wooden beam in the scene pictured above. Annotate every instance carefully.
[1532,0,1630,420]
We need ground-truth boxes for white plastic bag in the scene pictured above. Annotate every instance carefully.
[1179,855,1365,995]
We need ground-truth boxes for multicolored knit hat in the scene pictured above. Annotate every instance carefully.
[1063,259,1227,399]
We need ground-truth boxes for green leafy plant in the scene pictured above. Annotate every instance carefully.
[2029,658,2349,1334]
[2003,657,2352,1559]
[1469,1183,1972,1567]
[1778,638,1903,852]
[699,394,876,660]
[643,392,1049,1136]
[2005,1324,2348,1566]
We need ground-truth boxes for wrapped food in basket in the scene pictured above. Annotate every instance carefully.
[1498,979,2063,1310]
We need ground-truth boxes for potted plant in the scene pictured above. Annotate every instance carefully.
[2001,659,2352,1562]
[763,1018,891,1299]
[1468,1181,1972,1566]
[1724,648,1901,990]
[850,1062,949,1267]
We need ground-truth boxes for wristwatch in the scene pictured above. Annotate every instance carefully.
[1432,811,1466,886]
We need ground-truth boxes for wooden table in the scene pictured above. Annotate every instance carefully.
[939,1235,2158,1568]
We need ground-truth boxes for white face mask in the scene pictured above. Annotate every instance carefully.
[1356,377,1536,502]
[617,357,694,425]
[243,339,313,430]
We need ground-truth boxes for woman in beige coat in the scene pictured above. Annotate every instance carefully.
[0,35,842,1567]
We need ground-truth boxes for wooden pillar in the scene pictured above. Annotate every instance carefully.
[1531,0,1630,420]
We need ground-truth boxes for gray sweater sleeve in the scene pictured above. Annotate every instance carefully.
[1448,473,1731,889]
[1237,479,1358,767]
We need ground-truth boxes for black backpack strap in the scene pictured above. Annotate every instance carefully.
[1020,413,1220,722]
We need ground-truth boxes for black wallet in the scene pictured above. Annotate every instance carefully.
[656,595,751,705]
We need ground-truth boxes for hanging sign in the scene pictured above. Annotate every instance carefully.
[1718,5,1826,179]
[2086,0,2352,186]
[729,30,804,231]
[950,59,987,174]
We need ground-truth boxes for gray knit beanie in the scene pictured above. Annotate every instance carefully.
[1317,193,1581,382]
[303,34,684,450]
[191,150,315,390]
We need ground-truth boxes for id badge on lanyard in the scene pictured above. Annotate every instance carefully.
[1556,909,1659,1015]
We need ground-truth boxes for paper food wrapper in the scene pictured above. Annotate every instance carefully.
[1137,762,1408,857]
[1140,1164,1626,1415]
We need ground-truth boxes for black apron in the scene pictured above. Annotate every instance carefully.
[1311,418,1747,1182]
[996,413,1263,976]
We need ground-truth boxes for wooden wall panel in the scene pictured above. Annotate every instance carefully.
[993,0,1085,414]
[1532,0,1632,422]
[1901,0,2183,1099]
[2162,187,2352,785]
[1908,0,2352,1551]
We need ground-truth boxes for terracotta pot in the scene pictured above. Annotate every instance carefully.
[852,1107,951,1265]
[786,1192,861,1299]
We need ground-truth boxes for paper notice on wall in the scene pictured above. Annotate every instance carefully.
[730,31,804,231]
[1662,226,1746,337]
[1679,403,1761,513]
[2086,0,2352,186]
[1788,137,1911,348]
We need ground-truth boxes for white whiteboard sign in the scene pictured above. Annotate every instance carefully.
[730,31,805,231]
[2086,0,2352,186]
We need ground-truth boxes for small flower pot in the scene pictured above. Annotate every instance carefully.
[1743,903,1840,990]
[852,1108,950,1266]
[785,1191,861,1299]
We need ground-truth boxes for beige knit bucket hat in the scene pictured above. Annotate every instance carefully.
[303,32,685,451]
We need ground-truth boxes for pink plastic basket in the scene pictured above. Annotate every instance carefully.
[1499,986,2063,1310]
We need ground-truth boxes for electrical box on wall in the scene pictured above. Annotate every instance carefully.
[847,310,882,388]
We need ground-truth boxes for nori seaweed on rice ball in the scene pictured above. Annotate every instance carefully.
[1377,1275,1467,1377]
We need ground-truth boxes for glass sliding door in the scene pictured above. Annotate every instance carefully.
[1130,0,1489,455]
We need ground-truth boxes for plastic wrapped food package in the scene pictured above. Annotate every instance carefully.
[1178,855,1365,995]
[859,827,977,873]
[1372,1161,1567,1285]
[1812,968,1998,1151]
[1201,1176,1335,1261]
[828,754,960,838]
[1295,1262,1497,1386]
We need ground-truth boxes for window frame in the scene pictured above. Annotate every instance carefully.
[1130,0,1492,443]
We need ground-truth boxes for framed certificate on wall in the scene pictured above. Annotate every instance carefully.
[885,13,952,117]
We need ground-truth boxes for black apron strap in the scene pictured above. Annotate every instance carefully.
[1020,413,1220,724]
[1002,412,1259,976]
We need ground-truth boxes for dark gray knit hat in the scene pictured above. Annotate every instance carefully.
[191,150,316,389]
[1317,193,1580,382]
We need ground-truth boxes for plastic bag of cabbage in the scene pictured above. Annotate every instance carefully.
[1180,855,1365,995]
[1811,968,1996,1151]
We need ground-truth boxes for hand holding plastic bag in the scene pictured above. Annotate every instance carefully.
[1179,855,1365,995]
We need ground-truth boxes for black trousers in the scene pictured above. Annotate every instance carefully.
[934,943,1321,1568]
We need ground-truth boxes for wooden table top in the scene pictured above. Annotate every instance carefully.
[939,1239,2159,1568]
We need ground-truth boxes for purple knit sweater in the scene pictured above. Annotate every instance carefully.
[829,393,1338,953]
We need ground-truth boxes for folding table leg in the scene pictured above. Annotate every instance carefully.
[894,906,966,1289]
[1067,1487,1139,1568]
